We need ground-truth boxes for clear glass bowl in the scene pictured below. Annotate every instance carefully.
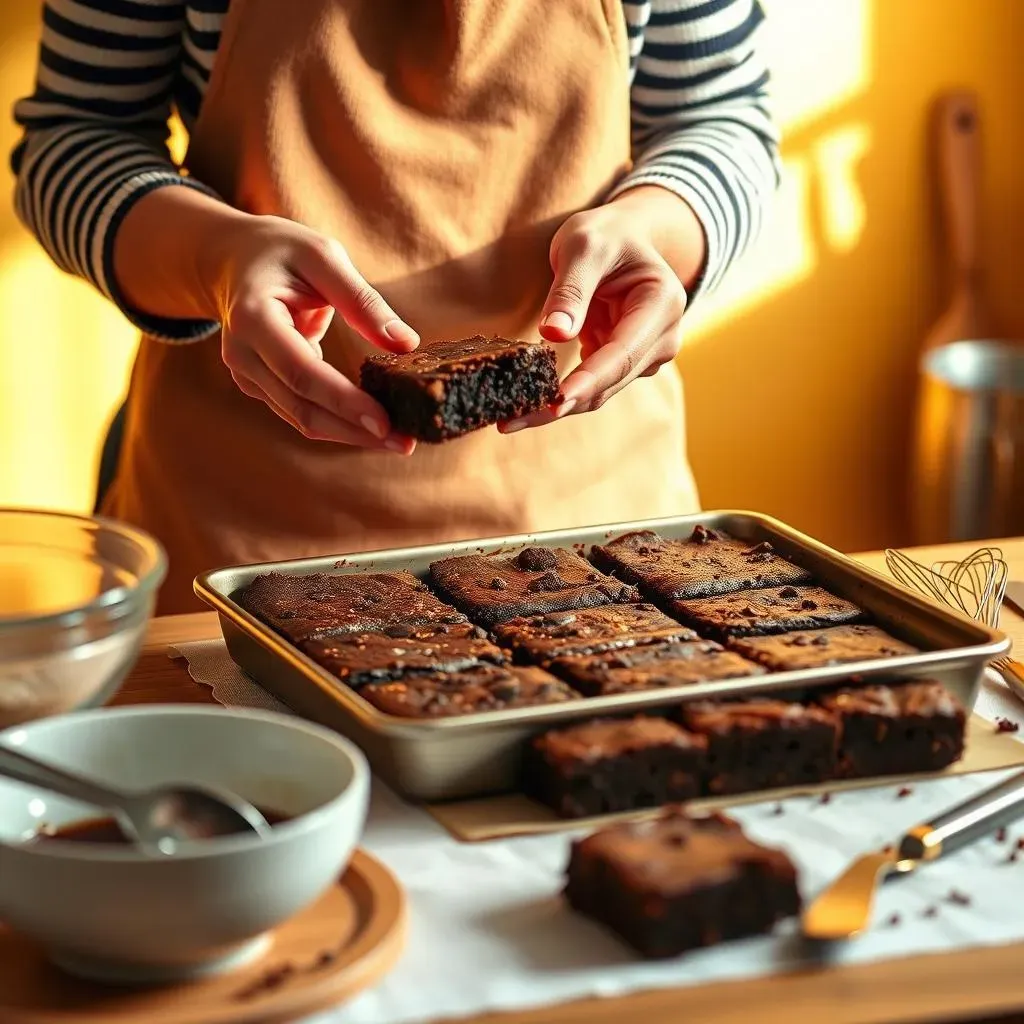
[0,509,166,727]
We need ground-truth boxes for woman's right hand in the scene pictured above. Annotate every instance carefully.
[114,189,418,451]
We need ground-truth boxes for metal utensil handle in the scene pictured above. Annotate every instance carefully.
[904,769,1024,860]
[0,742,128,813]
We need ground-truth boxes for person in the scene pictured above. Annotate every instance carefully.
[12,0,779,615]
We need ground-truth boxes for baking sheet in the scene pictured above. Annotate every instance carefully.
[425,714,1024,841]
[194,511,1010,800]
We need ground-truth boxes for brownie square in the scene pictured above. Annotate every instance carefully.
[523,716,706,818]
[591,525,812,602]
[817,681,967,778]
[680,699,839,796]
[360,336,560,442]
[429,546,638,627]
[550,641,764,697]
[728,624,918,672]
[239,570,467,644]
[565,809,801,958]
[493,603,696,664]
[670,585,866,641]
[302,625,506,688]
[359,664,579,718]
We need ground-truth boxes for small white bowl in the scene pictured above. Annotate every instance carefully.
[0,705,369,984]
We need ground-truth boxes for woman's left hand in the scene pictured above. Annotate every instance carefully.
[501,186,705,431]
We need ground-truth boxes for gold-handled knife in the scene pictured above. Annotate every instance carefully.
[802,768,1024,940]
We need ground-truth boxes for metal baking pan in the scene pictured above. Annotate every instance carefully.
[194,511,1010,801]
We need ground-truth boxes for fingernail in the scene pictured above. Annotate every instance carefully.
[360,414,387,440]
[385,437,409,453]
[383,320,419,346]
[541,311,574,334]
[556,398,576,418]
[561,370,598,406]
[503,419,527,434]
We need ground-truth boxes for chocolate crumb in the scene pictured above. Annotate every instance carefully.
[516,547,557,572]
[526,570,566,593]
[1015,837,1024,851]
[771,803,784,816]
[818,792,832,805]
[314,949,339,969]
[995,717,1020,733]
[778,586,799,599]
[897,786,913,798]
[800,599,818,610]
[1008,850,1020,864]
[489,577,508,590]
[997,827,1008,843]
[947,889,971,906]
[922,906,938,918]
[886,913,901,927]
[690,525,716,544]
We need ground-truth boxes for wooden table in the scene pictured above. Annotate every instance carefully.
[122,539,1024,1024]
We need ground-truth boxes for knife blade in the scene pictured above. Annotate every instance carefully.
[1005,582,1024,618]
[802,768,1024,940]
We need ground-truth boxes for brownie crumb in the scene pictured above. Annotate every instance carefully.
[886,912,901,927]
[313,948,340,969]
[1015,837,1024,851]
[922,906,939,918]
[897,786,913,798]
[771,803,785,816]
[490,577,508,590]
[1008,850,1020,864]
[947,889,971,906]
[818,792,832,805]
[997,827,1008,843]
[237,963,296,999]
[995,717,1020,733]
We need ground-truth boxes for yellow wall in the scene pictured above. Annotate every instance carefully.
[1,0,1022,551]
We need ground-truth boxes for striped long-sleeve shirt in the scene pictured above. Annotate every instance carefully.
[10,0,779,343]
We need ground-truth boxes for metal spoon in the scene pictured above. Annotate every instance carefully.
[0,741,270,853]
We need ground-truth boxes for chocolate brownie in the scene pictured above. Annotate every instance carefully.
[591,525,812,601]
[550,641,763,697]
[670,585,866,641]
[359,664,579,718]
[493,603,696,664]
[680,699,839,795]
[360,336,561,442]
[239,570,467,644]
[565,809,801,958]
[302,626,506,688]
[728,624,918,672]
[429,546,639,627]
[523,717,706,818]
[817,681,966,778]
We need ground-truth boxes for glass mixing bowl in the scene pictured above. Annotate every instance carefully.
[0,509,166,727]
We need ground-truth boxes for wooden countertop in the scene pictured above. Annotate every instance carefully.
[124,538,1024,1024]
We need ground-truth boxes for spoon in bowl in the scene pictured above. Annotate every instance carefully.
[0,740,270,853]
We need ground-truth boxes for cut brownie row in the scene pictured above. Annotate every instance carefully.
[565,809,801,959]
[525,680,967,818]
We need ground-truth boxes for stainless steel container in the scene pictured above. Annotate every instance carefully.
[195,511,1009,801]
[912,339,1024,544]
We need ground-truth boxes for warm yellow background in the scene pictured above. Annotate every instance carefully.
[1,0,1022,552]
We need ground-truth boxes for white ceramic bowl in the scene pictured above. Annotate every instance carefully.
[0,705,369,984]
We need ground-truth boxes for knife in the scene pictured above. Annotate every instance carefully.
[802,768,1024,940]
[1005,582,1024,619]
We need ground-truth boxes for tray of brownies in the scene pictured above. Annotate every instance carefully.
[194,512,1011,820]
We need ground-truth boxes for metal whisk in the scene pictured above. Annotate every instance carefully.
[884,546,1024,694]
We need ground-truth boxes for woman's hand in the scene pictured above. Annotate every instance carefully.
[502,186,706,431]
[115,189,418,451]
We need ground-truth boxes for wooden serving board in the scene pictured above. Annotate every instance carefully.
[426,713,1024,841]
[0,849,405,1024]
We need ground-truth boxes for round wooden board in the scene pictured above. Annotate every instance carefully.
[0,848,405,1024]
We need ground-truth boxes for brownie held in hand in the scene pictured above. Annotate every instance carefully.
[239,570,468,644]
[670,585,866,641]
[817,680,966,778]
[591,525,812,601]
[493,603,696,664]
[429,546,639,627]
[359,663,579,718]
[729,624,918,672]
[302,624,505,688]
[565,809,801,958]
[680,699,839,795]
[523,716,706,818]
[360,336,560,442]
[550,640,763,697]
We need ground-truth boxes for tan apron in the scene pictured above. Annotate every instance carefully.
[103,0,699,615]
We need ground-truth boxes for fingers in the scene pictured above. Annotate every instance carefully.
[293,239,420,354]
[539,221,617,343]
[224,298,414,452]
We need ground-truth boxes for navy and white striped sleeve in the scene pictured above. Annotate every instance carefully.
[612,0,781,296]
[10,0,220,342]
